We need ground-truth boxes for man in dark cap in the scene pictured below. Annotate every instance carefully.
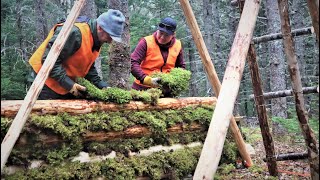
[130,17,186,94]
[29,9,125,99]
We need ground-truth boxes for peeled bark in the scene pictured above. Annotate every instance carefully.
[1,97,217,118]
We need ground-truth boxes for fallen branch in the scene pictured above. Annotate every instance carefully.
[249,86,318,100]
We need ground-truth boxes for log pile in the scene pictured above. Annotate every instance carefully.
[1,97,243,179]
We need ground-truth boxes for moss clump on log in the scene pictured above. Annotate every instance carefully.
[3,146,202,180]
[77,78,162,104]
[151,68,191,97]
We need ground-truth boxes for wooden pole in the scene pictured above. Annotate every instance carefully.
[193,0,261,179]
[263,152,309,162]
[277,0,319,179]
[248,86,318,100]
[0,0,86,171]
[178,0,253,169]
[306,0,319,44]
[247,45,278,176]
[252,27,313,44]
[1,97,217,118]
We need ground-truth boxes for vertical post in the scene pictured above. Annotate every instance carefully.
[178,0,253,168]
[1,0,86,171]
[192,0,261,178]
[306,0,319,44]
[278,0,319,179]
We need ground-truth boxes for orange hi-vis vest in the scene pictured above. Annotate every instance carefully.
[29,23,100,95]
[134,35,181,87]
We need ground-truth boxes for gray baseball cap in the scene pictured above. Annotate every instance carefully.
[97,9,125,42]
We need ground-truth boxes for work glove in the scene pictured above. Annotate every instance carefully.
[143,76,161,87]
[69,83,87,97]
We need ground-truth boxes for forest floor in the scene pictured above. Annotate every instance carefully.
[213,118,319,180]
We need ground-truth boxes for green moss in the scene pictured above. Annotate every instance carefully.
[151,68,191,97]
[77,78,163,104]
[3,147,201,180]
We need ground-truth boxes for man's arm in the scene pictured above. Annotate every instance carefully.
[175,48,186,69]
[84,62,107,89]
[131,38,148,83]
[43,26,82,91]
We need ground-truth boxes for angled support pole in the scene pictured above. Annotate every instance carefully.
[178,0,253,171]
[1,0,86,171]
[191,0,261,178]
[278,0,319,179]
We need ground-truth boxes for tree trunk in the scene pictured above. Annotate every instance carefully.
[34,0,48,47]
[186,28,199,97]
[107,0,131,89]
[1,97,217,118]
[265,0,288,119]
[277,0,319,179]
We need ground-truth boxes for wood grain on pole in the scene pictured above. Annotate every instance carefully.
[192,0,261,178]
[178,0,253,175]
[0,0,86,171]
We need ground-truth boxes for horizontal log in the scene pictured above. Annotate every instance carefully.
[1,97,217,118]
[263,152,308,161]
[249,86,318,100]
[252,27,313,44]
[16,123,205,145]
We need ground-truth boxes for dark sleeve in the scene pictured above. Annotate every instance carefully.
[43,25,82,91]
[175,48,186,69]
[84,62,107,89]
[131,38,148,83]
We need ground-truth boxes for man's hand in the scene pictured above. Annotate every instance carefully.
[143,76,161,87]
[69,83,86,96]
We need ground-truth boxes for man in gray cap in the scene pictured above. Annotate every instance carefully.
[29,9,125,99]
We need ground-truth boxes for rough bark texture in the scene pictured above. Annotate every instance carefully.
[247,45,278,177]
[107,0,131,89]
[277,0,319,179]
[266,0,288,119]
[34,0,48,47]
[186,28,199,97]
[1,97,217,118]
[202,0,214,95]
[248,86,318,99]
[306,0,319,44]
[263,152,309,162]
[252,27,313,44]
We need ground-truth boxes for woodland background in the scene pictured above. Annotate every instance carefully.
[1,0,319,121]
